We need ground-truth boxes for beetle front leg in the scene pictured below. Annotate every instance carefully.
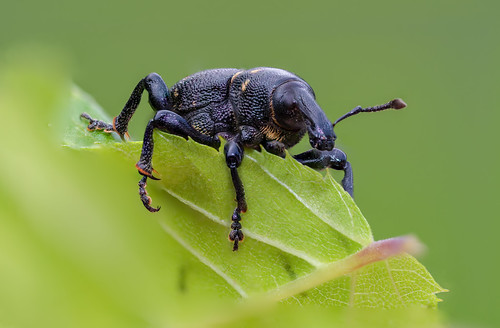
[224,140,247,251]
[135,110,221,212]
[293,148,354,197]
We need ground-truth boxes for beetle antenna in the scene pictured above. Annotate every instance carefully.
[333,98,407,126]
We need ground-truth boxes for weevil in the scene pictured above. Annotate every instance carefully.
[81,67,406,251]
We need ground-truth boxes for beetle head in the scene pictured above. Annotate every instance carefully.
[272,81,335,151]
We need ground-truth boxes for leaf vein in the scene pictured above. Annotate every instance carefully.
[161,187,325,267]
[385,260,405,305]
[389,269,444,290]
[246,155,355,238]
[326,172,354,227]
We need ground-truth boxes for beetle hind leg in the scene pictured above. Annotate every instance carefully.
[81,73,170,141]
[80,113,130,140]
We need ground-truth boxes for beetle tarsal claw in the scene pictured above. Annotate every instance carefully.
[232,237,240,251]
[138,177,160,212]
[229,231,244,251]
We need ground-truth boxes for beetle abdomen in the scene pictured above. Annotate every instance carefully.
[183,99,236,137]
[170,68,241,112]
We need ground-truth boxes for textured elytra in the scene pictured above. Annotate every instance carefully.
[171,68,239,112]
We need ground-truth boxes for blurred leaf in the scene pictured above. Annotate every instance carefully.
[220,305,446,328]
[65,86,445,313]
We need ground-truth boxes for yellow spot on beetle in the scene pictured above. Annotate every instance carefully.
[230,71,242,83]
[173,88,179,98]
[241,79,250,92]
[250,69,262,74]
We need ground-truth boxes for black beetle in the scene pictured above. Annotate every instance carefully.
[81,67,406,251]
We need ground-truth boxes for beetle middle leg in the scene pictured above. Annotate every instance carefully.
[224,139,247,251]
[135,110,221,212]
[293,148,354,197]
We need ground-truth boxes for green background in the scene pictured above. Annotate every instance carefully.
[0,0,497,327]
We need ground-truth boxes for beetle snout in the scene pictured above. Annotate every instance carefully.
[308,121,337,150]
[310,134,335,151]
[309,124,336,150]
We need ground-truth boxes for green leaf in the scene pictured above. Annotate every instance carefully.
[66,85,445,308]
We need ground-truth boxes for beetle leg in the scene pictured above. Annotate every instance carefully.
[81,73,170,140]
[114,73,171,138]
[293,148,354,197]
[262,140,286,158]
[224,140,247,251]
[81,112,117,133]
[138,176,160,212]
[135,110,221,211]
